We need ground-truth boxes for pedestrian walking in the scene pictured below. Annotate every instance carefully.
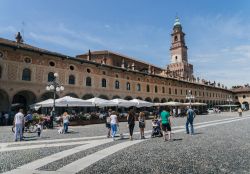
[37,119,43,137]
[127,109,136,140]
[110,111,119,141]
[105,110,111,138]
[186,106,195,135]
[13,109,24,141]
[63,112,70,133]
[160,108,172,141]
[138,112,146,139]
[238,108,243,117]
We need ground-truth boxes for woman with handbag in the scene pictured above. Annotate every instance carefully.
[127,109,136,140]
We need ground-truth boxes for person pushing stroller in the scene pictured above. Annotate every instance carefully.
[151,118,163,137]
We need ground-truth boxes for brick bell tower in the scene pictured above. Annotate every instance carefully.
[167,17,193,80]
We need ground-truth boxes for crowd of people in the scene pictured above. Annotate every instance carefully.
[104,106,196,141]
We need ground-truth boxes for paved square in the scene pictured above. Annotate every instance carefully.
[0,112,250,174]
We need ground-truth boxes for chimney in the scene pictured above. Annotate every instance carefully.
[15,32,23,43]
[87,49,91,61]
[131,62,135,70]
[148,65,151,74]
[121,58,125,68]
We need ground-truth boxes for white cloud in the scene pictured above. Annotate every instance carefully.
[29,32,89,51]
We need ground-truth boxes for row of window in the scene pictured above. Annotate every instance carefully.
[19,69,230,97]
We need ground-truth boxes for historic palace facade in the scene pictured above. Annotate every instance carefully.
[0,18,248,112]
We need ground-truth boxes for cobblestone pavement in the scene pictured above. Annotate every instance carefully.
[0,111,249,174]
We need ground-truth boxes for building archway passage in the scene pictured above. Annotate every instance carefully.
[168,98,173,102]
[242,101,249,110]
[145,97,152,102]
[136,96,143,100]
[161,98,167,103]
[82,93,94,100]
[12,90,37,112]
[112,95,120,99]
[0,89,10,112]
[153,98,160,103]
[99,94,109,100]
[65,93,79,98]
[40,92,59,101]
[124,96,133,100]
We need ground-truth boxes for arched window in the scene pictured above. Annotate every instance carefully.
[175,89,177,95]
[155,86,158,93]
[22,68,31,81]
[147,85,150,92]
[174,36,178,41]
[162,87,165,93]
[115,80,120,89]
[137,84,141,91]
[69,75,75,85]
[48,72,54,82]
[126,82,131,90]
[102,78,106,88]
[86,77,92,86]
[169,88,171,94]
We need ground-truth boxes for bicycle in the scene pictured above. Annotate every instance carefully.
[12,122,38,133]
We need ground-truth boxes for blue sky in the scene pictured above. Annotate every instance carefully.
[0,0,250,88]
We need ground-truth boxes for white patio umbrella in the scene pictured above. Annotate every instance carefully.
[55,96,93,107]
[30,98,54,109]
[110,98,137,108]
[86,97,117,107]
[129,99,153,108]
[183,102,207,106]
[162,101,183,106]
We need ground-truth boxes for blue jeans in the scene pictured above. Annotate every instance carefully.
[64,122,69,133]
[186,118,194,134]
[15,124,23,141]
[111,124,117,138]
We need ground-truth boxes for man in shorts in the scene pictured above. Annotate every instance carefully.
[186,106,195,135]
[160,108,172,141]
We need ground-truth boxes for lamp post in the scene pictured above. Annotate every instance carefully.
[186,90,195,108]
[226,95,233,112]
[46,72,64,128]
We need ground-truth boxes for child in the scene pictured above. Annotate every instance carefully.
[37,119,43,137]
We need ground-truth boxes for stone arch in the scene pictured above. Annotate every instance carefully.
[153,98,160,103]
[112,95,120,99]
[161,98,167,103]
[124,96,133,100]
[64,93,79,98]
[40,92,59,101]
[99,94,109,100]
[185,99,189,103]
[82,93,94,100]
[242,101,249,110]
[168,98,173,102]
[235,101,241,106]
[145,97,152,102]
[0,89,10,112]
[136,96,143,100]
[12,90,37,112]
[174,99,179,102]
[180,99,184,103]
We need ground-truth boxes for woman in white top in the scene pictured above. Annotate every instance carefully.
[110,111,119,140]
[63,112,70,133]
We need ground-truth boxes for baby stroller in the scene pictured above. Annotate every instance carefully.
[151,119,163,138]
